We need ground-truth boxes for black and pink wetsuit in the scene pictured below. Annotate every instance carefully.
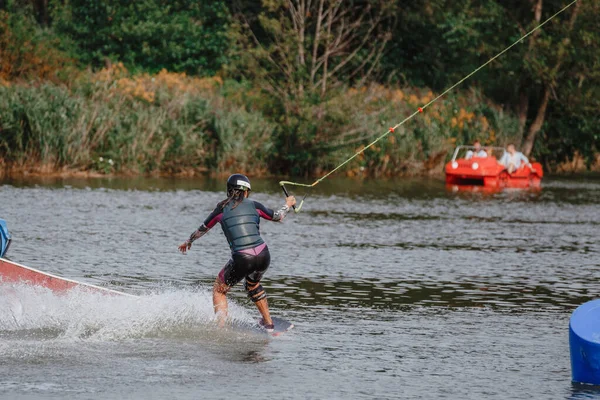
[187,198,290,287]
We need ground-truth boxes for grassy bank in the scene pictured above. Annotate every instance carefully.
[0,65,525,178]
[0,65,275,176]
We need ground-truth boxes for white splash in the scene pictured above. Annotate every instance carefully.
[0,283,256,342]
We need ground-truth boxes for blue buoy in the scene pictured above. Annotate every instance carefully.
[570,299,600,384]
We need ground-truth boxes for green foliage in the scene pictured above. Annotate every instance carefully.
[383,0,512,89]
[229,0,398,175]
[536,0,600,166]
[0,71,275,174]
[0,73,519,177]
[0,9,73,81]
[316,86,520,177]
[381,0,599,168]
[50,0,232,75]
[231,0,396,98]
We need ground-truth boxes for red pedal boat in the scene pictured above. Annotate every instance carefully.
[445,146,543,189]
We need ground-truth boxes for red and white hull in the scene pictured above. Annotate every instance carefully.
[0,257,132,296]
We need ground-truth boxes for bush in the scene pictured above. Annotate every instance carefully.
[250,84,521,177]
[0,65,275,175]
[0,10,73,81]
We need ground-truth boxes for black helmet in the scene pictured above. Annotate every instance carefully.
[226,174,251,195]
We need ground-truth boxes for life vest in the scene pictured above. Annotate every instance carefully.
[221,198,264,252]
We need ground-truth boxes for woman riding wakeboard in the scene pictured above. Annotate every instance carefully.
[178,174,296,331]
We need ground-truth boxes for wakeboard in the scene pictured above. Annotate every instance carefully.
[262,317,294,336]
[232,316,294,337]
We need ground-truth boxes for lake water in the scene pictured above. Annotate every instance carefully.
[1,175,599,399]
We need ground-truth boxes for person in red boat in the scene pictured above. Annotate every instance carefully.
[499,144,535,174]
[178,174,296,332]
[465,140,488,159]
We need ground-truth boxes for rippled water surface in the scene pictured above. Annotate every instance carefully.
[1,175,600,399]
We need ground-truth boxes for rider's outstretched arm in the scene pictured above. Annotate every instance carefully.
[182,204,224,248]
[187,224,211,244]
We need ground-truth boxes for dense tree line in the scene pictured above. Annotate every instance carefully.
[0,0,597,175]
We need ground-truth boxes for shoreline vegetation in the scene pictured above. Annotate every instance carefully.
[0,2,598,179]
[0,64,527,178]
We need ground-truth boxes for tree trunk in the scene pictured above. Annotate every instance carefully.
[296,0,306,98]
[31,0,49,26]
[531,0,543,38]
[41,0,49,26]
[521,85,550,156]
[517,87,529,139]
[520,0,580,157]
[321,6,333,98]
[516,0,542,145]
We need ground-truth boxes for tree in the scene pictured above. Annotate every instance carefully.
[230,0,396,174]
[536,0,600,167]
[381,0,598,166]
[232,0,396,106]
[0,7,72,81]
[519,0,581,156]
[50,0,232,75]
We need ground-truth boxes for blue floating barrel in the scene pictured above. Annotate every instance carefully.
[570,299,600,384]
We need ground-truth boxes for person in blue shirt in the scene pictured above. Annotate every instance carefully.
[499,143,534,173]
[178,174,296,331]
[0,218,10,258]
[465,140,488,159]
